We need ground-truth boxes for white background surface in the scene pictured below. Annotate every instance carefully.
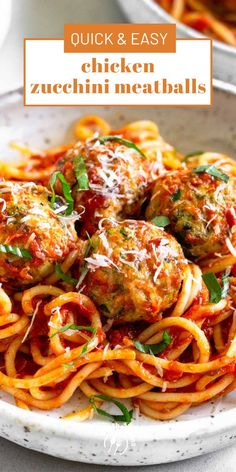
[0,0,236,470]
[0,0,125,94]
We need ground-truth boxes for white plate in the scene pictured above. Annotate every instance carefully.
[0,89,236,466]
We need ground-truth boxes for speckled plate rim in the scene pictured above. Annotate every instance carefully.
[1,395,236,443]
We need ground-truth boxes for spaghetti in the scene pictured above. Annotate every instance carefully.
[155,0,236,46]
[0,115,235,423]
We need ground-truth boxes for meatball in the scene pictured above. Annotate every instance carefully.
[80,219,186,323]
[55,136,163,235]
[0,181,77,286]
[146,165,236,259]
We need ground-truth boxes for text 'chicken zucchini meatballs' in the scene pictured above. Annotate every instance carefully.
[0,181,77,286]
[79,219,186,323]
[54,136,163,236]
[146,163,236,260]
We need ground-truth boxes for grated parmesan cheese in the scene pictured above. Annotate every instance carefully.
[153,261,163,283]
[156,363,164,378]
[226,238,236,257]
[21,300,42,344]
[98,217,118,230]
[99,231,112,256]
[76,268,89,290]
[119,249,147,270]
[85,254,120,271]
[161,381,168,393]
[102,342,110,360]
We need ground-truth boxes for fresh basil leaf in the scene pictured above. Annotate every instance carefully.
[77,334,97,359]
[202,272,222,303]
[84,244,91,260]
[90,394,133,424]
[55,263,78,286]
[193,165,229,183]
[184,151,204,161]
[0,244,32,260]
[151,216,170,227]
[73,154,89,190]
[50,171,74,215]
[50,324,96,338]
[51,326,97,361]
[99,136,145,158]
[134,331,172,356]
[84,232,94,258]
[171,189,181,202]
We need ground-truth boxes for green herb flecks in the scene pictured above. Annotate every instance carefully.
[55,263,78,286]
[78,333,97,359]
[99,136,145,158]
[50,324,96,338]
[202,272,229,303]
[73,154,89,190]
[133,331,172,356]
[84,232,94,258]
[151,216,170,228]
[62,362,75,369]
[50,171,74,215]
[89,394,133,424]
[171,189,181,202]
[0,244,32,260]
[184,151,204,161]
[120,227,128,239]
[193,165,229,183]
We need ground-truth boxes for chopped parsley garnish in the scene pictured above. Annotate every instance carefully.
[89,394,133,424]
[50,324,96,338]
[50,171,74,215]
[55,263,78,286]
[0,244,32,260]
[171,189,181,202]
[98,136,145,158]
[134,331,172,355]
[73,154,89,190]
[151,216,170,228]
[193,165,229,183]
[202,272,229,303]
